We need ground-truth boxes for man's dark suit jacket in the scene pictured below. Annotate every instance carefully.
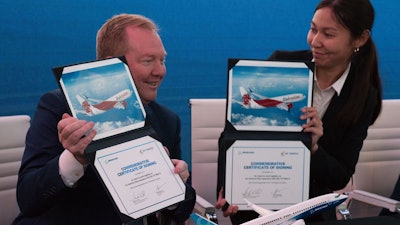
[12,89,195,225]
[217,50,378,223]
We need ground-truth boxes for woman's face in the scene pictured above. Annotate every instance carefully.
[307,7,358,70]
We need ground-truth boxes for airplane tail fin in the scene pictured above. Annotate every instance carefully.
[76,94,93,115]
[240,86,251,108]
[190,213,218,225]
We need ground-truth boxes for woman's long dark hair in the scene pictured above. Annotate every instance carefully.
[316,0,382,126]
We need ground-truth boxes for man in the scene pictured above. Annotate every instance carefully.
[12,14,195,225]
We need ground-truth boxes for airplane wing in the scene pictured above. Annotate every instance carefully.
[85,96,102,104]
[244,198,274,216]
[74,109,90,116]
[250,91,268,100]
[233,99,248,108]
[275,102,289,111]
[113,101,127,109]
[290,219,306,225]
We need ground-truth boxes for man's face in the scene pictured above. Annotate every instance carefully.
[124,26,167,105]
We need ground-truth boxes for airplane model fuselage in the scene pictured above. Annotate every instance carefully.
[75,89,132,116]
[241,193,347,225]
[238,86,306,111]
[190,193,347,225]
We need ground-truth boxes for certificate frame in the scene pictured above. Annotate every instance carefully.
[90,134,186,220]
[224,139,310,210]
[52,57,186,223]
[226,59,314,132]
[53,56,146,141]
[220,58,313,211]
[83,127,186,222]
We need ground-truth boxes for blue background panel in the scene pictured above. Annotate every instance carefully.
[1,0,399,169]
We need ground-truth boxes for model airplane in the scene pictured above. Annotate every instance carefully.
[235,86,306,111]
[190,193,347,225]
[75,89,132,116]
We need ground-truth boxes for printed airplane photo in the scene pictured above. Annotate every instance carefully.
[227,59,313,132]
[57,57,146,140]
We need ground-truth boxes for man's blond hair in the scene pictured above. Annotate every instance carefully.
[96,14,158,59]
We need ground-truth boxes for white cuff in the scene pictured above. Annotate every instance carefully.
[59,149,85,187]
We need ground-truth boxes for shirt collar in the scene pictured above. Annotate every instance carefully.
[313,61,351,96]
[332,63,350,96]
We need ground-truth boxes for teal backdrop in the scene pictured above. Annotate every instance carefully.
[1,0,399,169]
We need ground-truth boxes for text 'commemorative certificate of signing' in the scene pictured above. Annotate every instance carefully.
[225,140,310,210]
[94,135,186,219]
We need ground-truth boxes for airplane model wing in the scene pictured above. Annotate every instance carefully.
[283,219,306,225]
[243,198,274,216]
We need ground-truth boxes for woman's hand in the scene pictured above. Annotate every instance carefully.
[300,107,323,154]
[215,187,239,217]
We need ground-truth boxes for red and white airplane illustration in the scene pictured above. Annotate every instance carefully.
[236,86,306,111]
[75,89,132,116]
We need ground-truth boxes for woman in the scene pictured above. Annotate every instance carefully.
[216,0,382,223]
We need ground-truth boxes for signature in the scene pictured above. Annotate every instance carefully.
[155,182,166,195]
[130,189,147,205]
[132,189,146,199]
[241,187,263,198]
[271,188,286,198]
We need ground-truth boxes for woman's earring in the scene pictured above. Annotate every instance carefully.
[354,47,360,53]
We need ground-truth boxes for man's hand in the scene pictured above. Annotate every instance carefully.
[171,159,189,183]
[57,113,96,165]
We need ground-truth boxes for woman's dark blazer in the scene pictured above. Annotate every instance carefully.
[217,50,378,201]
[268,50,378,197]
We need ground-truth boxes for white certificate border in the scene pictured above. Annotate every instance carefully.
[94,135,185,218]
[59,57,146,141]
[227,59,313,132]
[225,140,310,210]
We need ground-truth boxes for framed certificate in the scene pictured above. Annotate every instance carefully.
[52,57,186,223]
[53,56,146,141]
[93,135,186,219]
[224,140,310,210]
[219,58,313,211]
[226,59,313,132]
